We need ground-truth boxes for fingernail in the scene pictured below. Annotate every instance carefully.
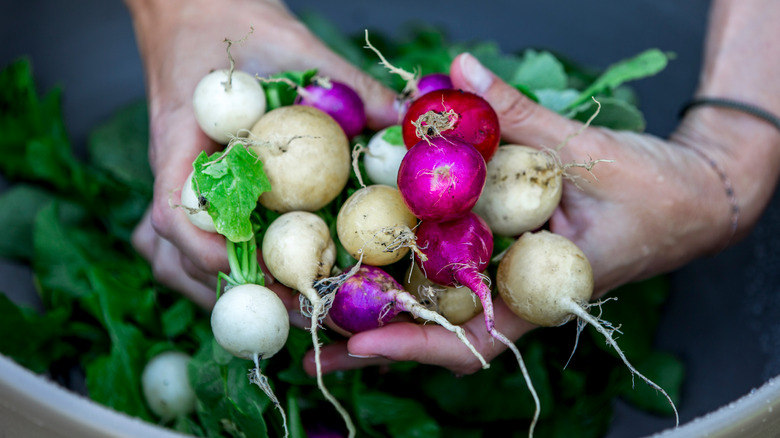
[459,52,493,95]
[348,353,382,359]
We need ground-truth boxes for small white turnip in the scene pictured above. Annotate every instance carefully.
[180,169,217,233]
[141,351,197,422]
[192,69,267,145]
[362,125,407,187]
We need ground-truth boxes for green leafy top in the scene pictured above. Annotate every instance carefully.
[191,144,271,243]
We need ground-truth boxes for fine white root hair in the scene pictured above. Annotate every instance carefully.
[250,353,288,438]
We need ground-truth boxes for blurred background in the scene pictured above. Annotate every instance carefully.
[2,1,779,437]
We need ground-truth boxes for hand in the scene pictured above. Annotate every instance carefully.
[306,52,742,376]
[126,0,398,307]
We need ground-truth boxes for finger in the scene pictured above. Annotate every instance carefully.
[302,340,394,376]
[153,238,217,309]
[337,298,534,376]
[449,52,590,158]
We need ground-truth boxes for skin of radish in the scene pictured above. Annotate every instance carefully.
[363,126,406,187]
[336,185,417,266]
[192,69,267,144]
[414,211,493,287]
[401,89,500,162]
[397,136,487,222]
[473,145,562,237]
[261,211,336,292]
[250,106,350,212]
[141,351,197,421]
[403,262,482,325]
[210,283,290,360]
[416,73,453,97]
[329,264,403,333]
[496,230,594,327]
[296,80,367,139]
[180,169,217,233]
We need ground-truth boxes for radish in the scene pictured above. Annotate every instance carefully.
[192,68,267,144]
[210,283,290,436]
[403,262,482,325]
[396,135,486,222]
[295,76,367,139]
[416,73,453,97]
[496,230,679,427]
[362,125,406,187]
[472,145,563,237]
[414,211,540,437]
[328,264,488,369]
[401,88,500,162]
[141,351,197,422]
[249,105,351,213]
[336,184,420,266]
[260,211,355,438]
[179,169,217,233]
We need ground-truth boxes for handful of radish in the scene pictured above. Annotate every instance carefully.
[170,28,677,438]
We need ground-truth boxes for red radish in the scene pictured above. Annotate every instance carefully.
[396,135,486,222]
[401,88,500,162]
[295,76,367,138]
[414,211,541,438]
[329,264,487,368]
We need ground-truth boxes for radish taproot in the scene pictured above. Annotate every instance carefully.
[192,68,267,144]
[401,88,500,162]
[496,230,679,426]
[362,125,406,187]
[414,211,541,437]
[403,262,482,325]
[249,105,351,213]
[141,351,197,422]
[336,184,420,266]
[261,211,355,438]
[210,283,290,436]
[328,264,488,369]
[396,135,486,222]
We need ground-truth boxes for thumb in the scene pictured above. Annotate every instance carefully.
[450,52,582,151]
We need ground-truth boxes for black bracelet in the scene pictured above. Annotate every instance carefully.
[680,97,780,133]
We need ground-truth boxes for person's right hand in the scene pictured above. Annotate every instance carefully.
[125,0,398,308]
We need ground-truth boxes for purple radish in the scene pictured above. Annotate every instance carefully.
[329,264,488,369]
[414,211,541,437]
[396,135,486,222]
[416,73,453,97]
[296,76,367,138]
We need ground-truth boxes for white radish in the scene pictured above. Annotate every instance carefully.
[473,145,563,236]
[362,125,407,187]
[249,106,351,213]
[336,184,419,266]
[403,262,482,325]
[261,211,355,438]
[180,169,217,233]
[141,351,197,422]
[210,282,290,437]
[496,230,679,427]
[193,69,267,144]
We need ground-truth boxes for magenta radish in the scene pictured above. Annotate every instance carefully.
[496,230,679,427]
[328,264,487,368]
[295,76,367,138]
[414,211,540,437]
[396,135,486,222]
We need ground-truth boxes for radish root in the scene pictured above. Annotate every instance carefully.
[250,353,289,438]
[564,299,680,427]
